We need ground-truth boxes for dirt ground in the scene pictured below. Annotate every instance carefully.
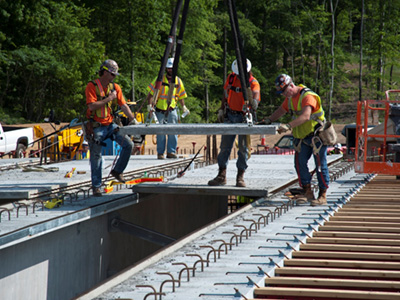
[16,122,347,157]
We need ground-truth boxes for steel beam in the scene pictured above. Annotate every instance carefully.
[131,184,268,197]
[119,123,278,136]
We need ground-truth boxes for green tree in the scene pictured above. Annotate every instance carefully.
[0,0,103,122]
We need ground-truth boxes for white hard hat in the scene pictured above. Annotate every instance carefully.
[166,58,174,68]
[334,143,342,149]
[231,59,251,75]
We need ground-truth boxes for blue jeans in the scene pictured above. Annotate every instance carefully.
[89,123,133,188]
[217,111,249,171]
[294,136,329,190]
[155,108,178,154]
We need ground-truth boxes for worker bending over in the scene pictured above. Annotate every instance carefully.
[264,74,329,206]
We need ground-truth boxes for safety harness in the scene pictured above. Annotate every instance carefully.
[89,79,118,119]
[83,80,119,147]
[290,85,329,189]
[225,73,256,99]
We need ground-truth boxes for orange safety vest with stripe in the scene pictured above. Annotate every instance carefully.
[288,84,325,139]
[87,79,118,120]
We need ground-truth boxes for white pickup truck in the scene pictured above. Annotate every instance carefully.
[0,124,34,158]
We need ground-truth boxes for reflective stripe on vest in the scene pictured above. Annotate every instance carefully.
[92,79,117,119]
[288,85,325,139]
[155,77,180,111]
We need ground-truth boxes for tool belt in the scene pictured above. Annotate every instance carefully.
[90,120,114,128]
[83,120,108,147]
[226,108,243,115]
[230,86,242,93]
[315,121,337,146]
[155,107,175,113]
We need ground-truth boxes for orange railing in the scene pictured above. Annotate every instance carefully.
[355,90,400,174]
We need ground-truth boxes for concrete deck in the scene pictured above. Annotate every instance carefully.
[0,153,339,245]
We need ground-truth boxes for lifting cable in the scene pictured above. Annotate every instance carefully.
[166,0,190,116]
[151,0,183,111]
[226,0,251,104]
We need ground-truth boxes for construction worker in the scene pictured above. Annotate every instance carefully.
[85,59,135,197]
[263,74,329,206]
[329,143,343,155]
[146,57,189,159]
[208,59,260,187]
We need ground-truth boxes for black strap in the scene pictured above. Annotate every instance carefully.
[162,82,179,88]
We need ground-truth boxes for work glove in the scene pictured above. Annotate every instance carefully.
[217,108,225,123]
[259,118,272,125]
[147,104,154,112]
[277,123,292,134]
[129,118,140,125]
[182,105,190,118]
[250,98,259,110]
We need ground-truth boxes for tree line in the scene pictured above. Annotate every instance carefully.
[1,0,399,125]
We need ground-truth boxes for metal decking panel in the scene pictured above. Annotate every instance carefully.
[119,123,278,135]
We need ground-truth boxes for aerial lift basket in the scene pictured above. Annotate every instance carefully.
[355,90,400,174]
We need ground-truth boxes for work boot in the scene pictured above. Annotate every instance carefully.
[208,168,227,186]
[311,189,327,206]
[304,184,315,201]
[236,169,246,187]
[92,187,102,197]
[294,184,315,204]
[157,153,165,159]
[110,170,126,183]
[167,152,177,158]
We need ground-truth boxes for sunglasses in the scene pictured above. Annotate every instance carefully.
[281,84,289,94]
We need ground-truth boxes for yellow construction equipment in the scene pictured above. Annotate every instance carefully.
[47,125,84,161]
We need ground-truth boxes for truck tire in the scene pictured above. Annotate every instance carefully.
[15,143,27,158]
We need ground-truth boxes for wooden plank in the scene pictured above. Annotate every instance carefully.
[350,197,400,202]
[312,231,400,240]
[292,250,400,261]
[357,189,400,194]
[306,237,400,246]
[300,244,400,253]
[334,211,400,216]
[254,287,400,300]
[325,221,400,227]
[275,267,400,279]
[319,225,400,233]
[284,258,400,270]
[264,277,400,290]
[343,204,400,209]
[330,216,400,222]
[356,193,400,198]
